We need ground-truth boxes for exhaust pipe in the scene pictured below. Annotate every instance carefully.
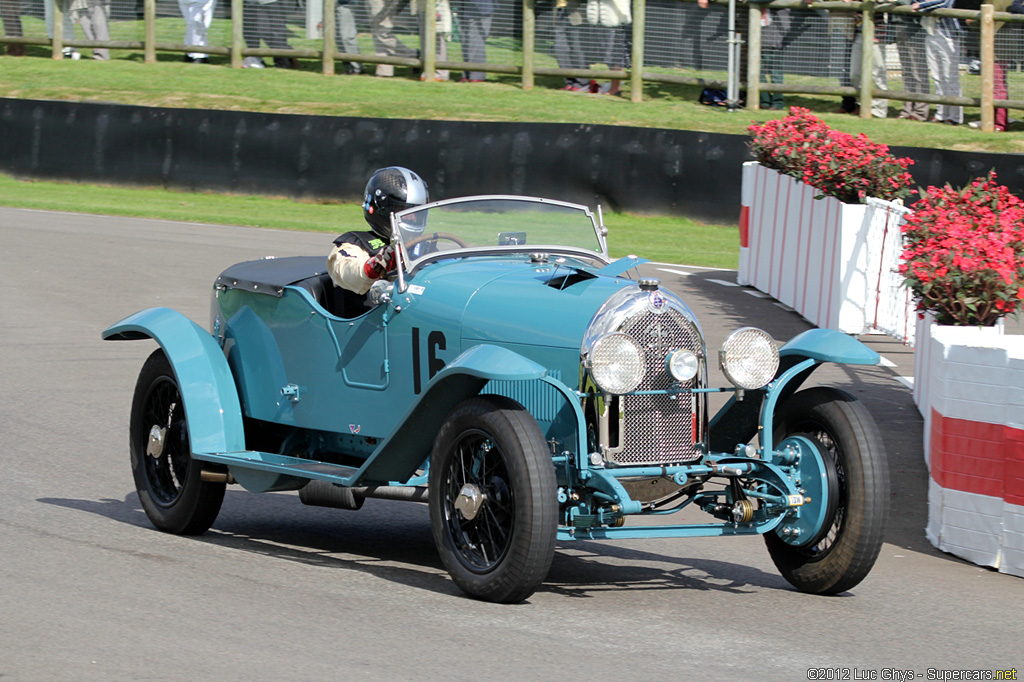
[299,480,429,510]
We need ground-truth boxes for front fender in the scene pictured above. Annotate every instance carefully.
[103,307,245,455]
[354,344,560,484]
[709,329,879,453]
[778,329,880,366]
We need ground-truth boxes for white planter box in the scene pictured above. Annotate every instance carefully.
[915,314,1024,577]
[738,162,913,339]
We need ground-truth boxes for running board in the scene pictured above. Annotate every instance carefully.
[193,450,362,486]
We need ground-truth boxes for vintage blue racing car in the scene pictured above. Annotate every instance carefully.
[104,195,889,602]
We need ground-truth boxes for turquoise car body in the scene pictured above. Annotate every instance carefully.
[104,195,879,541]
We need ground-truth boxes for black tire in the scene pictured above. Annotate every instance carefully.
[130,349,225,534]
[429,395,557,603]
[765,387,889,595]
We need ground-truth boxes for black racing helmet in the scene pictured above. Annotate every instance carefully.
[362,167,429,241]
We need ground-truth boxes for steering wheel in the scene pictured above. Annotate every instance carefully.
[404,232,469,250]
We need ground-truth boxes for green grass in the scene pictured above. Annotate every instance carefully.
[0,173,740,268]
[1,49,1021,154]
[1,30,1018,269]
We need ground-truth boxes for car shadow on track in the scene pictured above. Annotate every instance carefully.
[39,489,805,601]
[542,543,795,598]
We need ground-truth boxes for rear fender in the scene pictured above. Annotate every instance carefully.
[102,307,245,455]
[354,344,581,484]
[709,329,879,453]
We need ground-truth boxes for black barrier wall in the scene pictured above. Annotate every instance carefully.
[2,97,1023,223]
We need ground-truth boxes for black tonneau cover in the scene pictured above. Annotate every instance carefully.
[216,256,325,297]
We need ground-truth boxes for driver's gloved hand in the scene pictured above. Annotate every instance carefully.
[364,243,396,279]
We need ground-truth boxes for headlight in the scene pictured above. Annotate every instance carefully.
[587,333,645,394]
[666,348,699,384]
[719,327,779,390]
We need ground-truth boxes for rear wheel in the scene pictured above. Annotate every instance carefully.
[765,387,889,594]
[130,349,225,534]
[429,396,557,603]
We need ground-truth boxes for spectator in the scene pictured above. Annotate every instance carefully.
[336,0,362,74]
[72,0,111,60]
[752,0,791,110]
[1,0,25,56]
[368,0,418,77]
[892,0,930,120]
[585,0,630,95]
[457,0,494,82]
[915,0,963,125]
[45,0,80,59]
[829,10,858,113]
[697,0,750,105]
[241,0,293,69]
[417,0,452,81]
[845,0,889,117]
[552,0,588,91]
[179,0,217,63]
[988,0,1023,131]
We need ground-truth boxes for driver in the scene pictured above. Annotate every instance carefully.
[327,166,429,294]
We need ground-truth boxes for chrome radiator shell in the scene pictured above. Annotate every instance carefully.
[582,284,708,466]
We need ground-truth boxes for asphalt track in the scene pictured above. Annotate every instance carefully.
[1,207,1022,682]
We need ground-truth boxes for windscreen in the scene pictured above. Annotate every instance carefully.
[393,196,607,268]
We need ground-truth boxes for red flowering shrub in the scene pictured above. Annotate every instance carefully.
[899,172,1024,326]
[748,107,915,204]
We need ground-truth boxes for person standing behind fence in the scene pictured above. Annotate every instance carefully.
[179,0,217,62]
[751,0,791,110]
[552,0,588,91]
[241,0,294,68]
[892,0,930,120]
[987,0,1022,131]
[335,0,363,74]
[830,11,858,113]
[72,0,111,60]
[1,0,24,55]
[416,0,452,80]
[45,0,80,58]
[585,0,630,95]
[458,0,494,81]
[843,0,889,117]
[368,0,419,76]
[914,0,963,124]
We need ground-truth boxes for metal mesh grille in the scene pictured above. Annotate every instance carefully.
[614,308,703,466]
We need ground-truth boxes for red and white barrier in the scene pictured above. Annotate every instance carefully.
[915,315,1024,577]
[738,162,915,342]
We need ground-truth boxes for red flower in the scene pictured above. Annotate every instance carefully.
[748,108,915,204]
[901,171,1024,326]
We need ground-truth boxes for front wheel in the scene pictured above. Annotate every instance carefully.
[429,395,557,603]
[130,349,225,534]
[765,387,889,595]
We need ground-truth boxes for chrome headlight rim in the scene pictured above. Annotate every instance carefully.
[586,332,646,395]
[719,327,779,390]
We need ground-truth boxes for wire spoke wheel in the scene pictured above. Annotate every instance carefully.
[443,431,515,572]
[141,378,191,506]
[766,387,890,595]
[130,349,225,535]
[429,396,556,603]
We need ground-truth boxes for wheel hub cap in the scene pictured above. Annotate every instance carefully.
[454,483,485,520]
[147,425,166,459]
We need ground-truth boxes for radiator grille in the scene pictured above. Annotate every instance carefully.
[614,309,704,465]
